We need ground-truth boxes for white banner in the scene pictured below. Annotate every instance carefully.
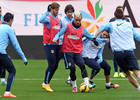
[0,0,140,35]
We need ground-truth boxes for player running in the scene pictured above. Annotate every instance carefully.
[0,12,28,98]
[82,31,119,89]
[52,12,95,92]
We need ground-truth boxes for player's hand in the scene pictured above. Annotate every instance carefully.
[52,40,57,43]
[93,38,99,46]
[24,62,28,65]
[47,4,51,12]
[106,39,110,43]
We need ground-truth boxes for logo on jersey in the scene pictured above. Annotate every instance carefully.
[117,22,124,26]
[51,50,54,53]
[52,26,60,29]
[68,63,71,66]
[67,35,80,40]
[80,0,104,33]
[71,33,76,35]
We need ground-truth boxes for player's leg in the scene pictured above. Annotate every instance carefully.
[75,54,89,83]
[125,70,140,88]
[1,68,7,85]
[115,51,140,91]
[0,54,16,98]
[83,57,100,85]
[75,54,95,89]
[63,52,77,92]
[100,59,119,89]
[42,45,59,92]
[0,66,2,97]
[70,67,77,92]
[126,51,140,91]
[113,58,119,77]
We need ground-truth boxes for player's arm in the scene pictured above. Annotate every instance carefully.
[96,35,108,43]
[132,27,140,41]
[8,28,28,64]
[52,25,67,43]
[59,19,62,29]
[83,28,93,40]
[39,11,50,23]
[97,47,104,64]
[94,23,113,38]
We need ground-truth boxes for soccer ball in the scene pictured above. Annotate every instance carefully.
[79,82,90,93]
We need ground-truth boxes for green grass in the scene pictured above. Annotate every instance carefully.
[0,59,140,100]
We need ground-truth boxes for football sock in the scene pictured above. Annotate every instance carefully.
[89,78,93,82]
[1,78,5,82]
[44,83,48,86]
[136,86,140,92]
[72,80,77,88]
[5,91,10,95]
[83,77,89,84]
[106,82,111,86]
[67,76,71,80]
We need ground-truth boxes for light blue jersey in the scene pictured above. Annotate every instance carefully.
[59,16,73,45]
[0,22,27,62]
[99,19,140,51]
[0,15,4,21]
[82,34,107,64]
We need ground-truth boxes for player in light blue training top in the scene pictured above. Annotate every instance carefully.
[109,6,130,78]
[94,9,140,92]
[60,4,75,86]
[82,31,119,89]
[0,12,28,98]
[0,6,7,85]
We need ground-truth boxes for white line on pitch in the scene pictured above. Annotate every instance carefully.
[14,78,129,81]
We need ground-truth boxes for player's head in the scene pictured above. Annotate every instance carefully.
[64,4,75,18]
[101,30,109,38]
[73,12,82,26]
[51,2,60,16]
[116,6,124,12]
[0,7,2,16]
[114,9,123,19]
[4,12,14,25]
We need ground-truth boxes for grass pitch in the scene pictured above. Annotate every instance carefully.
[0,60,140,100]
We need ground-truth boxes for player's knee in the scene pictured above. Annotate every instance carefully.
[13,69,16,75]
[92,69,100,75]
[77,63,85,70]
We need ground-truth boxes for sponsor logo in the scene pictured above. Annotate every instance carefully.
[67,35,80,40]
[52,26,60,29]
[117,22,124,26]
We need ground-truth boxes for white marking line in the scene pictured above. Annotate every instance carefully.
[14,78,129,81]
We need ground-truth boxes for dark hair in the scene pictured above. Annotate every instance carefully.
[114,9,123,19]
[64,4,75,14]
[4,12,14,22]
[51,2,60,9]
[116,6,124,11]
[105,30,109,33]
[0,6,1,9]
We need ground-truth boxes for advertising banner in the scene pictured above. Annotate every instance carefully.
[0,0,140,35]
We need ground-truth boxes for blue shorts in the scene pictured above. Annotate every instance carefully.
[114,50,140,73]
[63,52,84,69]
[84,57,111,76]
[0,53,16,74]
